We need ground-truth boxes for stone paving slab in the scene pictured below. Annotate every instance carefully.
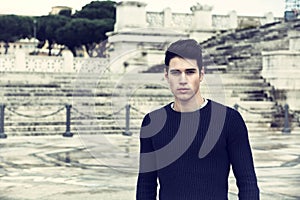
[0,130,300,200]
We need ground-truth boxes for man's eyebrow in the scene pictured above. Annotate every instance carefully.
[169,68,197,72]
[169,69,181,72]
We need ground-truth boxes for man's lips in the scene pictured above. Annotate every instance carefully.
[177,88,190,92]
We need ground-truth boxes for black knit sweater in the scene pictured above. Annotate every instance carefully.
[136,99,259,200]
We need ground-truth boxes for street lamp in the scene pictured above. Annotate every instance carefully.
[33,19,37,54]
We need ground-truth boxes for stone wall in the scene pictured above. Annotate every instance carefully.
[262,30,300,111]
[0,38,37,55]
[0,51,108,73]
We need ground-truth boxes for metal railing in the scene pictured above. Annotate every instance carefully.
[0,103,146,139]
[234,103,296,134]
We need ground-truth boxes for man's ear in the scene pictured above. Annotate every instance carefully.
[199,67,204,81]
[164,68,169,80]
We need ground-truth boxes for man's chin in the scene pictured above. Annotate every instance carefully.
[175,96,193,102]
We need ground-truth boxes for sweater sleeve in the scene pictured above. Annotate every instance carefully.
[136,114,158,200]
[227,109,260,200]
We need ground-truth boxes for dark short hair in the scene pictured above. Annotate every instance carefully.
[164,39,203,71]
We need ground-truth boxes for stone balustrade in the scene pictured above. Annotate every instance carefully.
[0,51,108,73]
[145,5,281,31]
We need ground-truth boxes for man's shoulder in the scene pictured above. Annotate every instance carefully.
[141,103,171,122]
[209,99,236,111]
[146,103,171,115]
[140,103,171,128]
[207,99,240,119]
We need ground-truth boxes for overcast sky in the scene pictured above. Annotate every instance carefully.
[0,0,285,17]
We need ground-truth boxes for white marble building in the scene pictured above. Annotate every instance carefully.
[107,1,283,61]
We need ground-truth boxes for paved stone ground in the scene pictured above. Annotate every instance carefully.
[0,128,300,200]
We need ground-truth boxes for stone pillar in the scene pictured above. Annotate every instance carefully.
[262,50,300,111]
[264,12,274,25]
[114,1,147,31]
[163,7,172,28]
[190,3,213,30]
[288,30,300,51]
[15,50,26,71]
[189,3,214,42]
[62,50,74,72]
[228,10,238,29]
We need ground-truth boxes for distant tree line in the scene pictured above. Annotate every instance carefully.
[0,1,116,57]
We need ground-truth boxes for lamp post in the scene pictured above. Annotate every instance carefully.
[0,104,7,139]
[63,104,73,137]
[33,19,37,54]
[123,104,132,136]
[282,104,291,134]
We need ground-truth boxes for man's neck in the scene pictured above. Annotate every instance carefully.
[173,97,205,112]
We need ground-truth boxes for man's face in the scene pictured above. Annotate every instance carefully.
[165,57,204,103]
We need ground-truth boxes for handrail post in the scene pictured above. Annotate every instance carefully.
[0,104,7,139]
[63,104,73,137]
[282,104,291,134]
[234,103,239,111]
[123,104,132,136]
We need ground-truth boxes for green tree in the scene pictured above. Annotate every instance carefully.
[59,9,72,17]
[56,18,114,56]
[55,0,116,57]
[0,15,33,54]
[73,0,116,20]
[36,15,68,56]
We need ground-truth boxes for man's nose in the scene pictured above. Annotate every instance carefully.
[179,72,187,84]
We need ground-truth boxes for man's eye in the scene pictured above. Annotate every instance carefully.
[186,70,196,74]
[170,71,180,75]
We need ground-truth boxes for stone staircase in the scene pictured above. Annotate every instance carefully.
[0,71,173,137]
[200,72,278,133]
[2,20,300,137]
[0,69,288,136]
[201,19,300,74]
[134,21,300,133]
[198,20,300,132]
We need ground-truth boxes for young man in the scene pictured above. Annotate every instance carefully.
[136,39,259,200]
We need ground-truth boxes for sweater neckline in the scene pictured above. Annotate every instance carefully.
[166,99,211,115]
